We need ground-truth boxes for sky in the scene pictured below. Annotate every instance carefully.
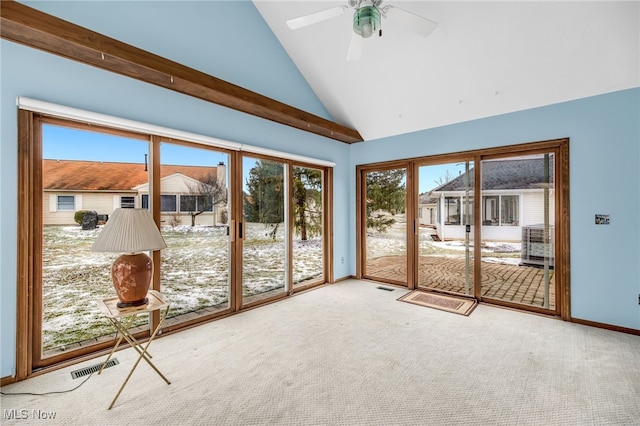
[42,124,228,166]
[418,163,467,193]
[43,123,467,193]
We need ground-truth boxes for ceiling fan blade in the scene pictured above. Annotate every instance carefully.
[383,5,438,37]
[346,32,363,62]
[286,6,347,30]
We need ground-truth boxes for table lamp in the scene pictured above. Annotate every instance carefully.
[91,208,167,308]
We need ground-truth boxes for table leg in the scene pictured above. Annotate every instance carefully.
[107,307,171,409]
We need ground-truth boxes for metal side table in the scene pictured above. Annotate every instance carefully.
[97,290,171,409]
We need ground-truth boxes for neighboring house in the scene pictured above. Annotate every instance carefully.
[43,159,227,226]
[421,157,555,242]
[417,193,437,227]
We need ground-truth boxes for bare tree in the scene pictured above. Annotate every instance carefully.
[434,170,455,187]
[182,173,227,227]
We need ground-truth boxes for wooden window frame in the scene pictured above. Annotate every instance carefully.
[15,112,334,379]
[356,138,570,320]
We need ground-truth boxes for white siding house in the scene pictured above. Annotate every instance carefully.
[421,157,555,242]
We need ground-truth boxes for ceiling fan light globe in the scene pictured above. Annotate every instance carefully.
[353,6,380,38]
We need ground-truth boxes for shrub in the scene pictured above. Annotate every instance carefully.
[167,213,182,227]
[74,210,92,225]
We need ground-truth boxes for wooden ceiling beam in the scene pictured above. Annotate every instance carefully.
[1,1,363,144]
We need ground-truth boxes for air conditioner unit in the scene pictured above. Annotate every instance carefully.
[521,224,554,268]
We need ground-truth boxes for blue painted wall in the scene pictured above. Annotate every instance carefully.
[1,1,638,378]
[351,88,640,330]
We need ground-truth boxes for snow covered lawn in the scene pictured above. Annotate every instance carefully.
[42,223,322,352]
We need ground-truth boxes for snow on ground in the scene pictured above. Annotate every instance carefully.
[366,216,522,264]
[41,223,323,351]
[42,218,524,351]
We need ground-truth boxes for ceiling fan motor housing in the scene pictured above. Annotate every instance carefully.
[353,6,381,38]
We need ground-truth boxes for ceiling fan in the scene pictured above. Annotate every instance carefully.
[286,0,438,61]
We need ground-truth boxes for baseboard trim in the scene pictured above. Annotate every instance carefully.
[1,375,16,386]
[571,317,640,336]
[333,275,356,283]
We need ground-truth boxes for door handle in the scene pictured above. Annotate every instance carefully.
[230,220,235,242]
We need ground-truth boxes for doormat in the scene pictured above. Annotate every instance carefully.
[398,290,477,316]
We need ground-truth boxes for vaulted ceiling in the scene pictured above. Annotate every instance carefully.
[254,1,639,141]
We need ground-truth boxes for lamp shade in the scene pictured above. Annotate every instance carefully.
[91,208,166,253]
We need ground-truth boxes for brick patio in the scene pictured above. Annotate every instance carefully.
[366,255,555,309]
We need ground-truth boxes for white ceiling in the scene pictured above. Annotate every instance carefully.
[254,1,639,141]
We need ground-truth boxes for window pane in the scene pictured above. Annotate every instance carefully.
[179,195,196,212]
[161,194,177,212]
[364,168,407,284]
[57,195,75,211]
[417,161,474,296]
[242,157,287,304]
[501,195,519,226]
[292,166,324,287]
[160,143,230,327]
[198,195,213,212]
[483,196,499,225]
[41,123,150,359]
[480,154,555,310]
[444,197,460,225]
[120,196,135,208]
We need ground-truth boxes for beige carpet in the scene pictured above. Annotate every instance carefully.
[1,279,639,425]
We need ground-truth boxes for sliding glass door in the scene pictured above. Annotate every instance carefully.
[357,140,567,318]
[292,166,325,288]
[241,156,288,305]
[479,153,556,310]
[417,161,474,296]
[158,142,232,327]
[361,167,408,285]
[25,114,332,373]
[39,121,151,364]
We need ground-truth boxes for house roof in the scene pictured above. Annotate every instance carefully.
[43,159,221,191]
[432,157,555,193]
[418,193,437,205]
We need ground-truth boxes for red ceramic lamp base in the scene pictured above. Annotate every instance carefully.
[111,252,153,308]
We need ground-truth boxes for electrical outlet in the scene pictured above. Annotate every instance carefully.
[341,257,345,264]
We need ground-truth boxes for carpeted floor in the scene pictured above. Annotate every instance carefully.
[1,279,639,425]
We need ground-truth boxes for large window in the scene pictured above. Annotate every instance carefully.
[17,111,332,377]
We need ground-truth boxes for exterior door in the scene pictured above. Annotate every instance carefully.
[479,153,557,312]
[158,141,232,327]
[417,161,474,296]
[241,156,288,306]
[361,167,408,286]
[38,121,152,366]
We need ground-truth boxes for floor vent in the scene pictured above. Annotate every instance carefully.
[71,358,119,379]
[376,286,395,291]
